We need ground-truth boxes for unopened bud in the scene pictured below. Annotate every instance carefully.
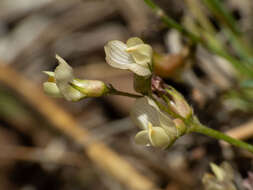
[166,86,192,119]
[70,79,109,98]
[173,118,187,136]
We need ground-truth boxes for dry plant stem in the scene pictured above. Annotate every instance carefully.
[0,145,84,167]
[191,121,253,154]
[0,63,161,190]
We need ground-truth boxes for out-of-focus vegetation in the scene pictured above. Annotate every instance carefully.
[0,0,252,190]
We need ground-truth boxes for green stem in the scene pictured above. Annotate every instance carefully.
[143,0,253,77]
[143,0,200,43]
[202,0,240,35]
[192,122,253,153]
[110,88,143,98]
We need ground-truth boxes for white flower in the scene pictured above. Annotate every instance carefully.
[43,55,86,101]
[104,37,153,76]
[130,97,177,149]
[43,55,109,101]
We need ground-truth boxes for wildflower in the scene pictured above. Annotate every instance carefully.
[131,96,177,149]
[202,162,236,190]
[104,37,153,76]
[43,55,108,101]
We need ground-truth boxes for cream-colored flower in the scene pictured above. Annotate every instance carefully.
[43,55,108,101]
[43,55,85,101]
[104,37,153,76]
[131,97,177,149]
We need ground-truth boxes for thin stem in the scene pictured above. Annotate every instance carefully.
[202,0,240,35]
[192,122,253,153]
[143,0,253,77]
[110,90,143,98]
[144,0,200,43]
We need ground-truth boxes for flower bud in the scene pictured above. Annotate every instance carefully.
[70,79,109,98]
[165,86,192,119]
[173,118,187,136]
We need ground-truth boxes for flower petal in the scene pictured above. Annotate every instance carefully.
[159,111,176,136]
[126,37,144,47]
[127,63,151,76]
[134,130,150,145]
[61,86,86,101]
[54,54,85,101]
[126,44,152,66]
[104,40,135,69]
[43,82,62,98]
[130,97,160,130]
[43,71,55,78]
[148,125,170,149]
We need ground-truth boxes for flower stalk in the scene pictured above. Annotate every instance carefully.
[192,121,253,153]
[109,86,143,98]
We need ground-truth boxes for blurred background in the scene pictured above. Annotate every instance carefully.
[0,0,253,189]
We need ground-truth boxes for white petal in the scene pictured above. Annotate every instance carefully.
[61,86,86,101]
[144,97,176,135]
[148,125,170,149]
[43,71,55,78]
[54,55,83,101]
[159,111,176,136]
[126,44,152,66]
[134,130,150,145]
[130,97,160,130]
[104,40,135,69]
[43,82,62,98]
[127,63,151,76]
[126,37,144,47]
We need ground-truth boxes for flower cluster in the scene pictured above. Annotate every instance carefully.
[43,37,192,149]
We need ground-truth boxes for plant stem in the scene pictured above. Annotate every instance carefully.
[202,0,240,35]
[111,90,143,98]
[143,0,200,43]
[192,122,253,153]
[143,0,253,77]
